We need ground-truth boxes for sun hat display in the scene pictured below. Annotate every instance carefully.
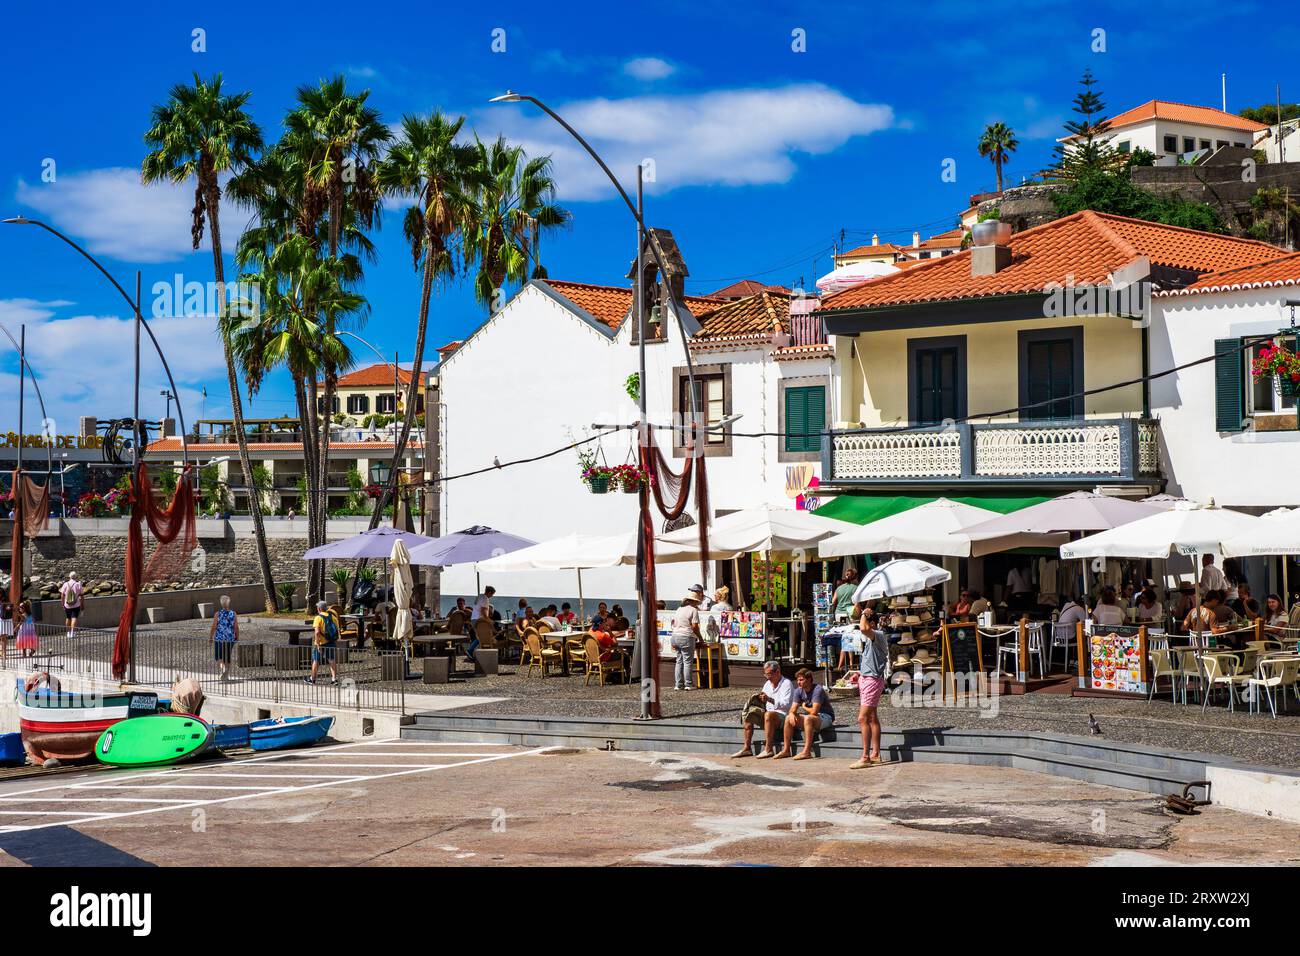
[892,652,913,667]
[912,647,935,665]
[905,614,922,625]
[889,612,906,628]
[898,633,916,646]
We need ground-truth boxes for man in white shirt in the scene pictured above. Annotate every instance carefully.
[732,661,795,759]
[1199,555,1227,595]
[466,586,495,660]
[1006,564,1035,616]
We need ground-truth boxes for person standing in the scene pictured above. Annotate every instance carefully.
[305,600,339,685]
[832,570,858,622]
[1006,563,1035,617]
[852,606,889,769]
[59,572,83,638]
[14,600,38,658]
[1199,554,1227,595]
[466,585,495,660]
[670,585,704,691]
[208,594,239,681]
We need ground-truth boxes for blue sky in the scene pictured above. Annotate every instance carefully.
[0,0,1292,434]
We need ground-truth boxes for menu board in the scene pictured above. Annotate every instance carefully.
[655,609,766,662]
[1089,629,1145,694]
[813,582,835,666]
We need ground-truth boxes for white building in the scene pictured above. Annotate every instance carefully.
[1059,99,1267,162]
[436,234,834,608]
[1152,251,1300,509]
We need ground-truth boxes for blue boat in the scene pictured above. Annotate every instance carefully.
[1,732,25,767]
[213,724,251,751]
[248,715,335,751]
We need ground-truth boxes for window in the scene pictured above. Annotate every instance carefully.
[1199,139,1212,151]
[1163,135,1178,153]
[672,363,732,457]
[1216,140,1229,149]
[1182,137,1196,153]
[316,396,339,415]
[1019,327,1083,421]
[376,393,397,414]
[908,335,967,426]
[346,394,370,415]
[781,383,826,459]
[1118,140,1131,153]
[1248,341,1297,416]
[1233,141,1246,148]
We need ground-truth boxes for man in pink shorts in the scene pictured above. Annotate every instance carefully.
[851,606,889,769]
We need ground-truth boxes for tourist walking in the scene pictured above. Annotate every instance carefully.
[305,600,340,685]
[670,585,704,691]
[852,605,889,769]
[14,600,38,658]
[59,572,83,637]
[208,594,239,681]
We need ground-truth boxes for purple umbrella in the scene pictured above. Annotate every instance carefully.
[407,526,537,567]
[302,526,435,560]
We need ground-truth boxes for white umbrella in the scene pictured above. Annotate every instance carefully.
[853,558,951,601]
[963,490,1163,535]
[818,498,1065,558]
[389,539,414,658]
[816,260,898,293]
[1221,507,1300,556]
[655,505,861,561]
[1061,502,1265,560]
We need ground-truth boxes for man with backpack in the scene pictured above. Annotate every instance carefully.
[306,600,340,685]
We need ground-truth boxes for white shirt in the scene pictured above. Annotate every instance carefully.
[1135,601,1160,621]
[1007,568,1033,595]
[1200,564,1227,593]
[670,604,700,640]
[762,676,795,713]
[538,615,563,631]
[1092,603,1126,626]
[470,595,491,621]
[1058,602,1087,626]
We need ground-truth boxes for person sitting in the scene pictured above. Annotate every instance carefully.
[1210,589,1236,627]
[515,598,529,622]
[1230,583,1258,620]
[774,668,835,761]
[967,590,991,620]
[611,604,626,620]
[556,602,577,627]
[1134,587,1161,623]
[589,602,610,629]
[606,615,629,639]
[593,622,619,661]
[1262,593,1289,634]
[1091,587,1126,627]
[950,589,973,621]
[1183,591,1222,640]
[711,586,732,613]
[537,607,563,631]
[732,660,795,759]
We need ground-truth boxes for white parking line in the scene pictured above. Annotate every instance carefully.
[0,740,546,834]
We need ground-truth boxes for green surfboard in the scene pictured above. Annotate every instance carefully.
[96,715,212,767]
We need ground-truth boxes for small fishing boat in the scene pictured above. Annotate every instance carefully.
[16,677,165,765]
[96,714,213,767]
[249,715,335,751]
[212,723,251,751]
[0,732,25,767]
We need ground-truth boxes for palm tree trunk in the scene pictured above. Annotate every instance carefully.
[314,184,344,606]
[996,158,1004,194]
[207,179,278,613]
[368,227,435,530]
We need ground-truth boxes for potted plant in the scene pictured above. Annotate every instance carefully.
[1251,340,1300,397]
[583,465,616,494]
[613,463,646,493]
[330,567,352,606]
[277,582,297,611]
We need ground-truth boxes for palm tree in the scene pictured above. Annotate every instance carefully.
[284,78,390,601]
[468,136,570,310]
[977,122,1019,194]
[142,73,278,612]
[370,111,478,526]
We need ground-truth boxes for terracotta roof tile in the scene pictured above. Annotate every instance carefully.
[1062,100,1267,140]
[326,364,429,389]
[839,243,907,258]
[818,211,1285,313]
[693,290,791,341]
[145,438,423,454]
[1162,251,1300,296]
[540,279,721,330]
[707,279,791,299]
[774,343,834,360]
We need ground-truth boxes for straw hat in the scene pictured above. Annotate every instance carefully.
[918,610,934,622]
[916,629,934,643]
[684,584,704,603]
[889,613,906,628]
[892,652,913,667]
[890,597,911,609]
[912,647,935,665]
[912,596,928,605]
[905,614,922,626]
[898,633,917,646]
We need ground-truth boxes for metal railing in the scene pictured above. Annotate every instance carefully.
[12,623,406,713]
[822,418,1161,485]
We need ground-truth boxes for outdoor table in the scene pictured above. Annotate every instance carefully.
[546,629,583,676]
[413,633,474,676]
[342,613,368,648]
[270,624,314,646]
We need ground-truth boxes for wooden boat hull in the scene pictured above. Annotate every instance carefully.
[17,684,136,765]
[248,715,335,751]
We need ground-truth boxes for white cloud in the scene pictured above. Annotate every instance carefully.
[623,57,677,81]
[15,167,249,264]
[476,83,895,200]
[0,299,230,434]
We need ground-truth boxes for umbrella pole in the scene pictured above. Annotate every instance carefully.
[577,567,585,624]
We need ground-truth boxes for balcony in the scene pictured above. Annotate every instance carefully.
[822,418,1161,488]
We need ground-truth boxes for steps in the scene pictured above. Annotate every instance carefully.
[402,711,1234,797]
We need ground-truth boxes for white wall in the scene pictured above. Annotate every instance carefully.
[1151,287,1300,506]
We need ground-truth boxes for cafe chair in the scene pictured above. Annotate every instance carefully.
[567,635,590,669]
[446,610,466,636]
[584,636,624,686]
[1049,622,1077,673]
[1147,647,1181,703]
[1246,657,1300,718]
[1200,654,1250,714]
[525,630,563,678]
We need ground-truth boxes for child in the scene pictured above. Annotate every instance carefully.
[15,601,38,658]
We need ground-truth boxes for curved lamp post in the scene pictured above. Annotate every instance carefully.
[489,91,707,720]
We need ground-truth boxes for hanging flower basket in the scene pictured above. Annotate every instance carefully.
[583,466,616,494]
[1251,341,1300,396]
[613,464,647,493]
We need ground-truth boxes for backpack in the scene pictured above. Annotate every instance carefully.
[316,613,339,645]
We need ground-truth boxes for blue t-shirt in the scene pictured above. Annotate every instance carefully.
[791,683,834,722]
[214,608,237,642]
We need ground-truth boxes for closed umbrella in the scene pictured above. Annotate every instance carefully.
[853,558,951,601]
[390,539,414,660]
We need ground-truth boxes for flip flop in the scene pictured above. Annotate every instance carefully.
[792,752,813,761]
[772,751,791,760]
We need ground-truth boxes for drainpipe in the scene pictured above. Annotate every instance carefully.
[1141,323,1151,417]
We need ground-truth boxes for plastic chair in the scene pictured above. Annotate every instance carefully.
[1147,647,1181,702]
[1246,656,1299,717]
[1200,653,1250,713]
[1049,622,1077,673]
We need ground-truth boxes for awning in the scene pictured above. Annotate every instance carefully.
[814,493,1049,526]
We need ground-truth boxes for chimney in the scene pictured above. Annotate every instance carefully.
[970,219,1013,276]
[871,233,879,247]
[162,418,176,438]
[79,416,97,439]
[912,231,920,248]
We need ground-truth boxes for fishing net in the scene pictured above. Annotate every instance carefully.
[8,470,49,605]
[112,463,197,679]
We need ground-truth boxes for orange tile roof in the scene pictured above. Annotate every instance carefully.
[839,243,907,259]
[693,290,791,343]
[326,364,429,389]
[1162,251,1300,296]
[707,279,790,299]
[774,343,834,360]
[540,279,721,330]
[818,211,1285,312]
[1062,100,1268,139]
[916,227,965,249]
[145,438,423,454]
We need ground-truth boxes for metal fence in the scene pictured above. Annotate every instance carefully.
[10,622,407,713]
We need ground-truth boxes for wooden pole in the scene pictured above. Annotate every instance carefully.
[1076,621,1087,689]
[1017,616,1028,684]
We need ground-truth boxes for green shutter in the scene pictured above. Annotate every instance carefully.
[1214,338,1245,433]
[785,386,825,453]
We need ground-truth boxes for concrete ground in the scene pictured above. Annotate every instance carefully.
[1,740,1297,867]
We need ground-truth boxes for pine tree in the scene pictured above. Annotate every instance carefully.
[1051,69,1119,181]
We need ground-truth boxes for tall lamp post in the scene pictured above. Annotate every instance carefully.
[489,91,703,720]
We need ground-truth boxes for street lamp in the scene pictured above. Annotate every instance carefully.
[337,331,402,428]
[489,91,706,720]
